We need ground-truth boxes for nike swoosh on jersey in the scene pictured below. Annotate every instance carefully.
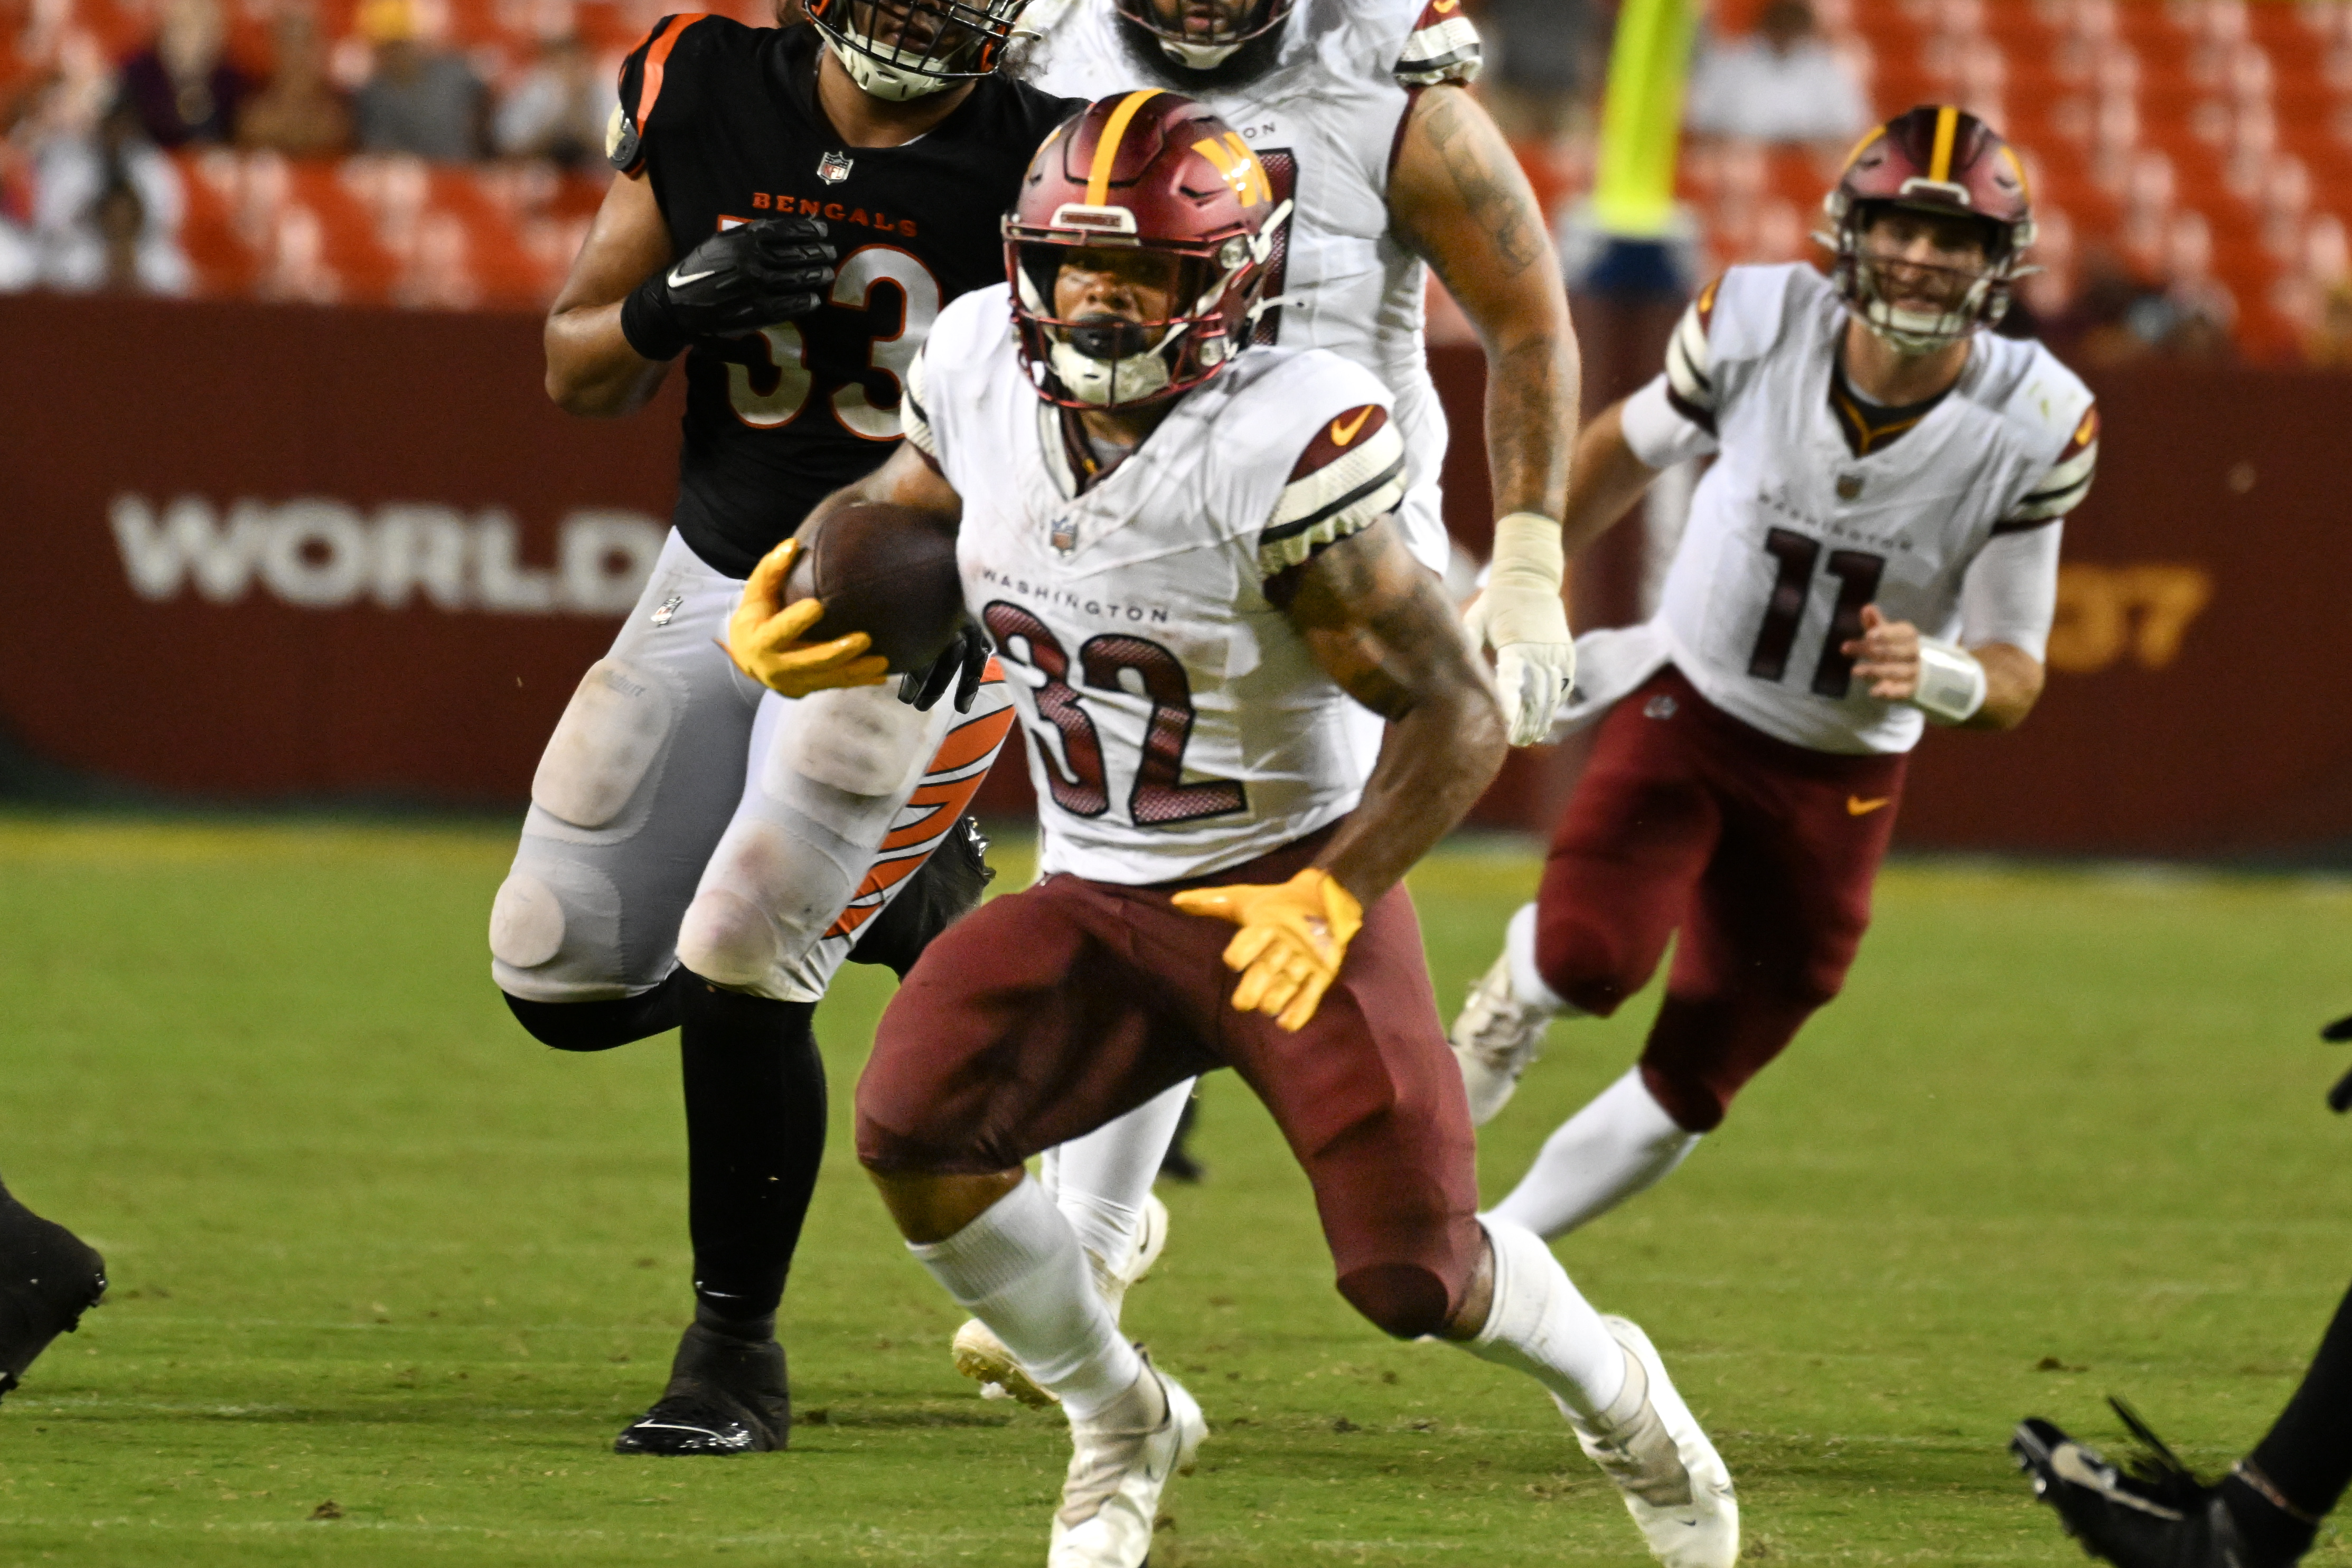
[1329,406,1374,445]
[668,265,718,287]
[1847,795,1891,816]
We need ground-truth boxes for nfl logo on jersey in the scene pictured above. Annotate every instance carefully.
[817,150,854,185]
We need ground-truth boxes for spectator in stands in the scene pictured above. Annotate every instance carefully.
[237,7,351,157]
[1684,0,1867,150]
[2304,282,2352,369]
[493,34,612,171]
[352,0,487,162]
[34,98,191,293]
[1477,0,1600,144]
[118,0,251,147]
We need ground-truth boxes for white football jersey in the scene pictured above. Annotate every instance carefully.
[1016,0,1479,576]
[904,286,1411,884]
[1585,262,2098,756]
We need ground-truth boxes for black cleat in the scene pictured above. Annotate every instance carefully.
[0,1204,107,1404]
[847,815,996,979]
[2013,1404,2278,1567]
[613,1323,790,1456]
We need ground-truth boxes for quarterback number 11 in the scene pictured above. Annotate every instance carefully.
[1747,527,1887,699]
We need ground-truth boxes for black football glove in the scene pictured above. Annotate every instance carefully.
[620,217,835,362]
[899,617,994,715]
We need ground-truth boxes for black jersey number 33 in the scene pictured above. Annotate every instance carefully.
[615,15,1079,579]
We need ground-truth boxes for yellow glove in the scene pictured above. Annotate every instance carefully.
[1170,867,1364,1032]
[722,537,891,698]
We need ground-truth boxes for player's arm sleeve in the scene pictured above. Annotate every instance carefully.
[1618,278,1727,466]
[1957,523,2063,663]
[607,13,710,175]
[899,344,940,466]
[1393,0,1482,86]
[1997,400,2099,530]
[1257,405,1408,579]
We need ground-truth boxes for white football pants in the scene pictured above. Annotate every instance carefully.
[490,530,1011,1005]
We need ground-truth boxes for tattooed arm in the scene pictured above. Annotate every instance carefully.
[1278,518,1508,905]
[1386,84,1579,524]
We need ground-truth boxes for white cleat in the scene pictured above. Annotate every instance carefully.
[1561,1315,1739,1568]
[1047,1358,1204,1568]
[1449,951,1557,1126]
[952,1193,1170,1407]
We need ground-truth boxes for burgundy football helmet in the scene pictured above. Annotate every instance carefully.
[805,0,1030,101]
[1111,0,1294,70]
[1005,90,1286,410]
[1820,105,2036,351]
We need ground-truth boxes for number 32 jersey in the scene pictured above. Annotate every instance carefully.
[1600,262,2098,756]
[1017,0,1479,575]
[904,285,1410,885]
[615,17,1078,578]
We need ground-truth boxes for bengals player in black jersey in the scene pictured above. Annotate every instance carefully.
[490,0,1077,1458]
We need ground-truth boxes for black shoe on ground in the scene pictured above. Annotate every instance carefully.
[2013,1405,2280,1567]
[613,1323,789,1455]
[0,1207,107,1403]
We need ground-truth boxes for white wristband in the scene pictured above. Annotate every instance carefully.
[1909,637,1986,725]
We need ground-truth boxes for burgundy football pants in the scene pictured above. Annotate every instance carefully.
[1536,667,1906,1132]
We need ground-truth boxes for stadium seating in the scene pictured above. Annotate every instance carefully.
[4,0,772,308]
[17,0,2352,357]
[1763,0,2352,361]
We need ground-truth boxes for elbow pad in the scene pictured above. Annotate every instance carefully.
[1910,638,1986,725]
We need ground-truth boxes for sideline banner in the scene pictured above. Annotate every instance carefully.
[2,296,2346,855]
[2,295,669,801]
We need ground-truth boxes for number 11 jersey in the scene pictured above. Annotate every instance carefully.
[614,17,1079,578]
[1616,262,2098,756]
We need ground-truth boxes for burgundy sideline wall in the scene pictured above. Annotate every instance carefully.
[2,293,2346,856]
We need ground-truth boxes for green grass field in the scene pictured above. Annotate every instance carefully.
[1,814,2348,1566]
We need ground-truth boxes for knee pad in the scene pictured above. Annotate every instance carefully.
[533,659,676,829]
[489,850,628,1000]
[676,888,779,991]
[770,684,937,801]
[1638,989,1823,1133]
[1534,906,1643,1019]
[1336,1262,1455,1341]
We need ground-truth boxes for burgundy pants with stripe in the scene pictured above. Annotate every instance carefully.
[1536,666,1906,1132]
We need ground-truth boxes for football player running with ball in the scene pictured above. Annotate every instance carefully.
[729,93,1737,1568]
[946,0,1581,1409]
[1453,109,2100,1245]
[490,0,1077,1456]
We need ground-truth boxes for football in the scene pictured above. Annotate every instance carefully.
[782,502,965,675]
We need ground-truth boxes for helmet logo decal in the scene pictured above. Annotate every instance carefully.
[1192,134,1271,207]
[1086,89,1168,206]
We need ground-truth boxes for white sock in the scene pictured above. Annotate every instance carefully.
[1038,1079,1193,1292]
[1504,903,1573,1012]
[1454,1215,1627,1419]
[907,1176,1141,1421]
[1489,1067,1701,1240]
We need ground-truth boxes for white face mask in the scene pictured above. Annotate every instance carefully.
[1854,257,1995,354]
[1048,334,1175,405]
[827,27,955,100]
[1156,35,1242,67]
